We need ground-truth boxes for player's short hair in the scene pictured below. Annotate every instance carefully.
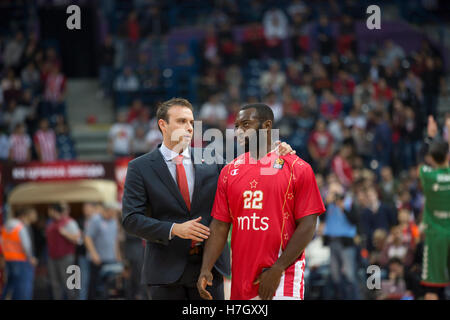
[429,138,449,164]
[156,98,193,133]
[240,103,274,124]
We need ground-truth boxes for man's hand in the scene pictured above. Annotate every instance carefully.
[197,270,214,300]
[427,115,438,138]
[253,265,283,300]
[171,217,210,242]
[274,141,296,156]
[91,254,102,266]
[30,257,38,267]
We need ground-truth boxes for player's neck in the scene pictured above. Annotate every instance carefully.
[249,141,273,160]
[434,160,449,169]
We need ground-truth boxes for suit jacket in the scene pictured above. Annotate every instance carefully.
[122,146,231,285]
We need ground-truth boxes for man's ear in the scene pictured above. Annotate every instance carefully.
[158,119,166,133]
[262,120,272,130]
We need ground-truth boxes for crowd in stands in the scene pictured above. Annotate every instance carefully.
[1,0,450,300]
[103,0,449,300]
[0,29,77,163]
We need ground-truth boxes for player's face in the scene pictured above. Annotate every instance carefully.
[160,106,194,149]
[234,108,262,148]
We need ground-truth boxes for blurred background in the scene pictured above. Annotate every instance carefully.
[0,0,449,300]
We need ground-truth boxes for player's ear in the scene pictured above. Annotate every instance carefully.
[262,120,272,130]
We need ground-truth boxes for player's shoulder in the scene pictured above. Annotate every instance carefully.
[419,165,434,175]
[221,153,246,173]
[279,153,312,170]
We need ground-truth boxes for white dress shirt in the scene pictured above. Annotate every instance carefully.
[159,143,195,240]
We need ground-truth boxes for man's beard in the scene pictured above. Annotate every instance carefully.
[243,123,265,154]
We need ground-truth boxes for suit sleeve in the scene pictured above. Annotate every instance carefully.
[293,162,326,220]
[122,161,173,246]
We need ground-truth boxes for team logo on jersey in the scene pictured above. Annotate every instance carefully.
[230,169,239,176]
[273,158,285,169]
[234,158,244,167]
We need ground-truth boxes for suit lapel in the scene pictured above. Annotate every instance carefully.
[149,149,189,212]
[191,148,205,211]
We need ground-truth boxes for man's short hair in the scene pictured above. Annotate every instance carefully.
[49,203,65,213]
[15,206,35,218]
[156,98,193,133]
[429,138,449,164]
[240,103,274,124]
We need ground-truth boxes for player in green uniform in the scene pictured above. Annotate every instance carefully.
[419,116,450,299]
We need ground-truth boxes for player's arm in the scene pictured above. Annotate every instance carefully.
[197,218,231,300]
[197,165,231,300]
[254,214,318,300]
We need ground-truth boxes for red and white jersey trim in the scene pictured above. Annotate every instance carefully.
[252,249,306,300]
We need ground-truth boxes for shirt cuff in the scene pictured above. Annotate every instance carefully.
[169,223,175,240]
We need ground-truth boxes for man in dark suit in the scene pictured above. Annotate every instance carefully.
[122,97,229,300]
[122,97,294,300]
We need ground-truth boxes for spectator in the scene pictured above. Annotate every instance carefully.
[263,91,284,123]
[108,111,134,157]
[131,107,150,133]
[45,203,81,300]
[338,14,356,55]
[114,67,139,92]
[199,93,228,130]
[381,40,405,68]
[320,90,343,121]
[34,118,57,162]
[54,118,77,160]
[0,126,9,161]
[353,77,374,107]
[20,33,40,67]
[379,166,398,203]
[42,63,67,123]
[1,207,38,300]
[316,15,334,56]
[144,118,163,152]
[397,208,420,248]
[372,110,393,169]
[3,31,25,69]
[76,202,101,300]
[369,228,388,266]
[421,56,444,119]
[360,187,397,251]
[127,99,146,123]
[1,68,22,104]
[331,142,354,188]
[378,257,410,300]
[259,61,286,95]
[8,123,31,163]
[308,119,335,173]
[379,225,415,268]
[98,34,116,97]
[127,11,140,43]
[131,126,149,158]
[20,62,41,94]
[85,202,122,300]
[140,5,168,38]
[242,23,264,60]
[304,222,331,300]
[323,182,361,299]
[174,43,194,67]
[262,8,289,58]
[3,99,32,133]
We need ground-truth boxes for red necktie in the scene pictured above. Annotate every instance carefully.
[175,155,191,210]
[174,155,196,248]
